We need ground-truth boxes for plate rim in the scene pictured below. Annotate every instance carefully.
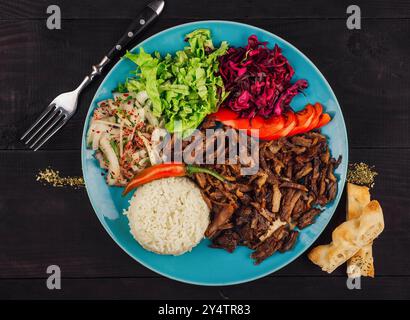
[81,20,349,286]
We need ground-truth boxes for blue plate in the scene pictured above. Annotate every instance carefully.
[81,21,348,285]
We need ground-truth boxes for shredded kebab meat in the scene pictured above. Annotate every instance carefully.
[188,124,341,264]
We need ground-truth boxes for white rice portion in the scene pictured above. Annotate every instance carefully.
[124,177,210,255]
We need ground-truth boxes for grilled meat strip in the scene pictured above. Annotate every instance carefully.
[187,126,341,264]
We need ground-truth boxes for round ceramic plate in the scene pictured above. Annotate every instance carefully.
[81,21,348,285]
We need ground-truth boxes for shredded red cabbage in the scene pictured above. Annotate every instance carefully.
[218,35,308,119]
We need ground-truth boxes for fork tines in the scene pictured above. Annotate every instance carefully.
[20,104,68,151]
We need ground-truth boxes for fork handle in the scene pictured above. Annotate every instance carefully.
[74,1,164,93]
[106,1,163,60]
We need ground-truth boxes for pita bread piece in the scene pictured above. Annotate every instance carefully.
[308,200,384,273]
[346,183,374,277]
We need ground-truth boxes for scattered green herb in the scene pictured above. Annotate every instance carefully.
[36,168,84,188]
[110,140,120,158]
[347,162,378,188]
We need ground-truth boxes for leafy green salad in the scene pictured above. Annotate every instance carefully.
[117,29,228,137]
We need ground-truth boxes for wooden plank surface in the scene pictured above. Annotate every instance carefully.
[0,149,407,282]
[1,19,409,149]
[1,0,410,19]
[0,0,409,300]
[1,277,409,300]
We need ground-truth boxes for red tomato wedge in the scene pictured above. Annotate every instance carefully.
[305,102,323,132]
[249,116,265,129]
[225,118,251,131]
[277,110,297,136]
[260,110,297,140]
[313,102,323,115]
[263,115,285,131]
[211,108,249,130]
[315,113,331,128]
[210,103,331,141]
[256,115,285,139]
[211,108,238,122]
[288,104,316,136]
[248,116,272,138]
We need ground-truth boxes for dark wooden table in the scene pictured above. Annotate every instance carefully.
[1,0,409,300]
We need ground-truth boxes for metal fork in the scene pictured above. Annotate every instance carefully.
[21,0,165,151]
[20,77,92,151]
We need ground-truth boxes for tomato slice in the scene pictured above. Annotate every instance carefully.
[222,117,250,131]
[277,110,297,137]
[288,104,316,136]
[248,116,269,138]
[211,108,249,131]
[263,115,285,130]
[211,108,239,122]
[249,116,266,129]
[253,115,284,139]
[261,110,296,140]
[305,102,323,132]
[210,105,328,140]
[313,102,323,115]
[315,113,331,129]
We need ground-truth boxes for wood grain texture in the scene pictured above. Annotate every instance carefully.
[1,0,410,19]
[0,149,408,282]
[0,0,409,300]
[1,19,409,149]
[1,277,409,300]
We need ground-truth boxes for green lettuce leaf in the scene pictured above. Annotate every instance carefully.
[121,29,228,136]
